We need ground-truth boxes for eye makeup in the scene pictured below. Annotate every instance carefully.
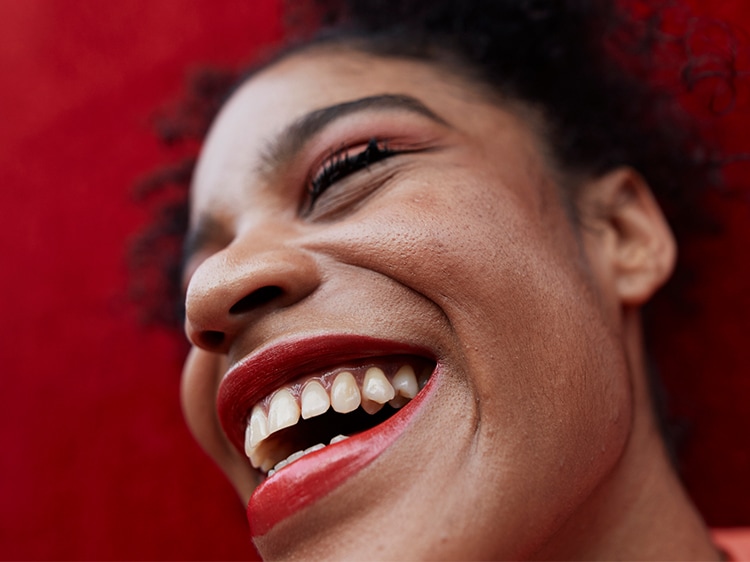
[307,138,397,212]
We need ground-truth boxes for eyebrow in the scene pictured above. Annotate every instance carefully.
[183,94,449,272]
[259,93,450,174]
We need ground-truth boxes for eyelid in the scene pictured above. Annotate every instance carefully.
[303,137,406,215]
[310,138,394,188]
[304,165,402,222]
[310,139,375,179]
[284,112,447,217]
[309,137,392,177]
[294,109,444,175]
[262,96,452,179]
[305,133,433,192]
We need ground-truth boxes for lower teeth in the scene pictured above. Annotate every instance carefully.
[267,434,349,477]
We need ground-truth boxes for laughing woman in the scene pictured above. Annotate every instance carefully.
[174,1,742,559]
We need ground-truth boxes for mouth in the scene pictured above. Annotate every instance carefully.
[246,358,432,475]
[216,335,437,536]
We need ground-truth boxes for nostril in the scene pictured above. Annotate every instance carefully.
[201,330,225,348]
[229,285,284,315]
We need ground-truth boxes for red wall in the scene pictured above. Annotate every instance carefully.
[0,1,747,559]
[0,1,281,559]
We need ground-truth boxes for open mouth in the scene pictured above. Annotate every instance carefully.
[216,335,440,536]
[245,357,434,477]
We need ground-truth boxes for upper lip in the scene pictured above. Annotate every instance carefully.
[216,333,435,457]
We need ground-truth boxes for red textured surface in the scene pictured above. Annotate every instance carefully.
[657,0,750,527]
[0,1,747,560]
[0,1,281,559]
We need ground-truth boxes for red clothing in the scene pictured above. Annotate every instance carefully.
[713,528,750,561]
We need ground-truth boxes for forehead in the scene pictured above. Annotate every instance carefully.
[210,46,487,142]
[191,47,550,215]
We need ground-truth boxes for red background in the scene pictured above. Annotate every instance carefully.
[0,1,747,560]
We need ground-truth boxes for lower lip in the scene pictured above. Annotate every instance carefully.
[247,371,437,537]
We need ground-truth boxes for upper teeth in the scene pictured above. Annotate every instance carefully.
[244,362,429,473]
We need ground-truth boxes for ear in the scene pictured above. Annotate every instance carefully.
[577,167,677,306]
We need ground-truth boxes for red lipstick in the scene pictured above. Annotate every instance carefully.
[248,381,433,536]
[215,334,436,536]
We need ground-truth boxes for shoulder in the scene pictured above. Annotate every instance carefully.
[713,528,750,561]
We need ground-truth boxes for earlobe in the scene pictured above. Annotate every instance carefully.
[579,167,677,306]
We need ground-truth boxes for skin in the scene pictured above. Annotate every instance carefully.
[180,47,720,560]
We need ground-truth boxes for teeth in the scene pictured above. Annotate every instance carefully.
[244,361,433,472]
[248,446,266,470]
[388,394,409,409]
[361,399,385,415]
[266,442,329,478]
[362,367,396,403]
[331,371,361,413]
[267,388,300,433]
[392,365,419,398]
[287,450,305,464]
[301,380,330,419]
[305,443,326,454]
[245,405,269,455]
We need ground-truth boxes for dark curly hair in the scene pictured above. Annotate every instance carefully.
[132,0,730,329]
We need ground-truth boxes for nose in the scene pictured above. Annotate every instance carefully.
[184,238,321,353]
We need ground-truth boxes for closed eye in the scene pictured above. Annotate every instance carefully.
[306,138,397,213]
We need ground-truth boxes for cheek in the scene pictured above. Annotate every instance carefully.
[320,175,634,500]
[181,348,258,500]
[328,172,630,397]
[180,348,223,447]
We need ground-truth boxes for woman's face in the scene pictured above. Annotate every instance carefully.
[182,48,633,560]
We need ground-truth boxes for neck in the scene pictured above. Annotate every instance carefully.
[534,308,721,561]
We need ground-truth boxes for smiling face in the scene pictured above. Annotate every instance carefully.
[181,47,653,559]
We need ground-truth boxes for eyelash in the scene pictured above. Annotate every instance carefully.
[307,138,396,209]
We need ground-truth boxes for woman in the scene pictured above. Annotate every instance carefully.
[175,1,739,559]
